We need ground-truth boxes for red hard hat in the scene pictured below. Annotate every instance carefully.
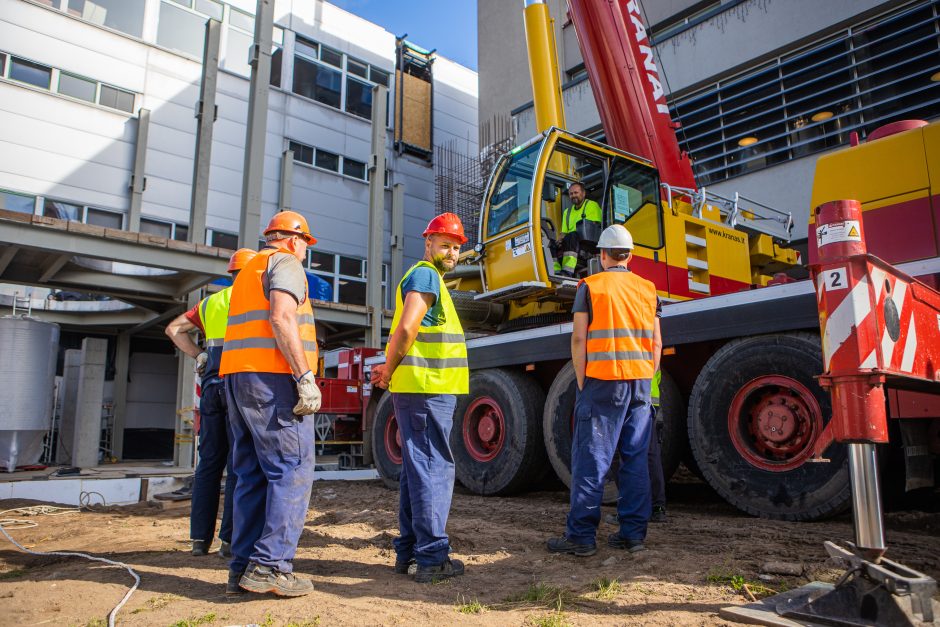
[227,248,257,273]
[423,212,467,244]
[264,210,317,245]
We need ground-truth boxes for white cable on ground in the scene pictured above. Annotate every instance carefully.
[0,495,141,627]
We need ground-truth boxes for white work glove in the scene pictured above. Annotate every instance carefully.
[194,351,208,376]
[294,370,322,416]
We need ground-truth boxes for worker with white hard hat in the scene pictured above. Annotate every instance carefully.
[547,223,662,556]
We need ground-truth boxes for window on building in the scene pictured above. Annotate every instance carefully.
[293,56,342,108]
[345,77,373,119]
[10,57,51,89]
[320,45,342,68]
[670,0,940,185]
[209,230,238,249]
[86,207,123,228]
[0,190,35,214]
[229,7,254,32]
[0,53,6,77]
[67,0,146,38]
[157,0,208,60]
[270,48,283,87]
[315,149,339,172]
[347,58,368,79]
[98,84,135,112]
[141,217,188,240]
[288,141,314,165]
[58,72,97,103]
[370,67,390,87]
[343,158,366,180]
[195,0,223,21]
[308,251,388,307]
[308,250,335,272]
[43,199,82,221]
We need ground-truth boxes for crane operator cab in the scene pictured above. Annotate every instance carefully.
[472,127,663,305]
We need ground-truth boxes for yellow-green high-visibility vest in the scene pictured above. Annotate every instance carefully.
[562,199,602,234]
[388,261,469,395]
[651,369,661,408]
[197,286,231,381]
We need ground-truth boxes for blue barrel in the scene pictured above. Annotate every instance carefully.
[306,271,333,302]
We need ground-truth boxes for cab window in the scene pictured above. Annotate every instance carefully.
[485,143,540,237]
[607,158,662,248]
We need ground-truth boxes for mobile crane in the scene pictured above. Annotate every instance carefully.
[364,0,939,521]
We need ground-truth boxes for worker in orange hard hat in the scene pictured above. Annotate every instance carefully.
[219,210,321,597]
[165,247,257,560]
[370,212,469,583]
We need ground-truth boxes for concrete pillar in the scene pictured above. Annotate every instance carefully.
[129,108,150,232]
[174,292,199,468]
[71,338,107,468]
[390,183,405,290]
[110,333,130,460]
[367,84,389,348]
[56,349,82,464]
[189,19,222,246]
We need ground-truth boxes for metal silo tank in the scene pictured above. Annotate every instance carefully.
[0,315,60,472]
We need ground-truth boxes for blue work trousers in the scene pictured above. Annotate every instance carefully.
[392,392,457,567]
[567,377,652,545]
[225,372,316,575]
[190,380,235,543]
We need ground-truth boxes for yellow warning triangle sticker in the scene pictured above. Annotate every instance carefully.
[848,226,859,237]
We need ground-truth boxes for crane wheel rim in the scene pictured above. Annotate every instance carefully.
[462,396,507,462]
[727,375,822,472]
[383,413,403,465]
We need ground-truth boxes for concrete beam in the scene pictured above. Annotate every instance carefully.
[38,254,70,283]
[189,19,221,246]
[0,245,18,276]
[72,338,107,468]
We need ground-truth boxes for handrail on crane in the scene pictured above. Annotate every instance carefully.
[661,182,794,242]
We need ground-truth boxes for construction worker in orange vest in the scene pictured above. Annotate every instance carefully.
[166,248,256,559]
[547,224,662,556]
[370,213,469,583]
[219,211,321,597]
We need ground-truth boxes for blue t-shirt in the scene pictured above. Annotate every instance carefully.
[401,265,444,327]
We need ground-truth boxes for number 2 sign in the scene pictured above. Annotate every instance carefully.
[823,267,848,291]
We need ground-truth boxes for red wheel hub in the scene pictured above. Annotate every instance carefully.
[383,413,402,465]
[728,376,822,472]
[463,397,506,462]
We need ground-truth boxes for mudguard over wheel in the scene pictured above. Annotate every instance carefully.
[688,333,850,521]
[543,361,685,503]
[451,368,547,495]
[370,392,402,490]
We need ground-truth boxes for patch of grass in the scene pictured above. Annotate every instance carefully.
[705,567,777,598]
[285,619,321,627]
[170,613,217,627]
[259,613,276,627]
[501,583,574,612]
[455,595,486,614]
[85,620,107,627]
[131,593,182,614]
[0,568,27,580]
[591,576,622,600]
[529,612,571,627]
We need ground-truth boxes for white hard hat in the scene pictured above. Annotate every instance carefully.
[597,224,634,250]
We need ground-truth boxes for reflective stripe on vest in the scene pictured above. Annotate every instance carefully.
[196,287,231,380]
[582,270,657,380]
[388,261,469,395]
[219,248,318,376]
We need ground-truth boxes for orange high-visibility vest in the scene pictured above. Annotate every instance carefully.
[582,270,657,380]
[219,248,318,375]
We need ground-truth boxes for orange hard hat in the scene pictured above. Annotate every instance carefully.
[227,248,257,273]
[264,210,317,245]
[423,212,467,244]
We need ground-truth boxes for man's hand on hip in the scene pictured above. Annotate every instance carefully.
[294,371,322,416]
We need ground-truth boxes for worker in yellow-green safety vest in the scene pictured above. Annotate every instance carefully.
[370,212,469,584]
[555,181,602,278]
[165,248,257,559]
[648,369,667,522]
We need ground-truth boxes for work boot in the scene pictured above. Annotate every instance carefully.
[394,558,417,575]
[226,569,246,596]
[607,533,646,553]
[191,539,210,556]
[414,558,465,584]
[239,562,314,597]
[546,535,597,557]
[650,505,668,523]
[219,541,233,558]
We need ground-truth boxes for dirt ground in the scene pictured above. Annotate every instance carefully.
[1,471,938,627]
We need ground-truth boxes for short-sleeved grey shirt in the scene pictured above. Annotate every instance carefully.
[261,248,308,304]
[572,266,662,325]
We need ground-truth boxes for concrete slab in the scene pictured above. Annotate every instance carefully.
[719,582,833,626]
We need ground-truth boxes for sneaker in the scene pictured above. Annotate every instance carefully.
[238,562,314,597]
[546,535,597,557]
[394,558,417,575]
[607,533,646,553]
[191,539,210,556]
[219,541,233,558]
[650,506,668,523]
[226,569,246,596]
[414,558,465,584]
